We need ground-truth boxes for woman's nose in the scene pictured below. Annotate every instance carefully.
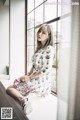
[38,32,42,36]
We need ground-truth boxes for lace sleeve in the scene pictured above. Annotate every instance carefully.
[41,46,54,75]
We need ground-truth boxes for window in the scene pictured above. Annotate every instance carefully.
[26,0,62,94]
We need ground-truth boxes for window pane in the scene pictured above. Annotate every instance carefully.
[27,46,34,63]
[35,0,43,7]
[27,62,33,73]
[58,20,62,43]
[61,0,71,16]
[27,11,34,29]
[49,22,57,93]
[27,46,34,73]
[27,0,34,13]
[58,0,61,16]
[51,68,57,92]
[45,0,57,22]
[27,29,34,46]
[49,22,57,44]
[35,5,43,26]
[35,28,38,46]
[61,16,71,43]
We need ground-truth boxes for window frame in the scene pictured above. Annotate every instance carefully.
[25,0,64,94]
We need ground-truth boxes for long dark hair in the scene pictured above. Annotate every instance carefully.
[35,24,54,53]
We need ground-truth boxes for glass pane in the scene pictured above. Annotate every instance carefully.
[58,0,61,16]
[27,29,34,46]
[34,28,39,51]
[51,68,57,92]
[27,0,34,13]
[0,0,9,79]
[61,0,71,16]
[61,16,71,43]
[27,46,34,73]
[49,22,57,93]
[27,11,34,29]
[35,5,43,26]
[35,0,43,7]
[45,0,57,22]
[27,46,34,63]
[58,20,62,43]
[49,22,57,44]
[27,62,33,73]
[35,28,38,46]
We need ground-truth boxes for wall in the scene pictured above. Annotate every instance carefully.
[10,0,25,81]
[0,4,9,74]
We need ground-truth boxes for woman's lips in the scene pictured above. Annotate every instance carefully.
[38,38,41,41]
[38,36,40,38]
[38,37,41,39]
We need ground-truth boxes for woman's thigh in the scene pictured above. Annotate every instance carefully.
[7,84,14,89]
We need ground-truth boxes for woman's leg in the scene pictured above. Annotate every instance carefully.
[6,85,24,103]
[6,85,33,115]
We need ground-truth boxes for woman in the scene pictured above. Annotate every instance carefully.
[6,24,54,114]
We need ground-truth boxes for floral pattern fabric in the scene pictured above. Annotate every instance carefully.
[13,45,54,96]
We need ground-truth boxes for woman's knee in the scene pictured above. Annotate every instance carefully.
[6,85,13,93]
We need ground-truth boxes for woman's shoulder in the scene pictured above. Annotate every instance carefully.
[46,45,54,52]
[43,45,54,55]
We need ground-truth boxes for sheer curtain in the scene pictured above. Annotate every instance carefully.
[57,0,80,120]
[68,0,80,119]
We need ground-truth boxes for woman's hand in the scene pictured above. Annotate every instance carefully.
[18,75,30,82]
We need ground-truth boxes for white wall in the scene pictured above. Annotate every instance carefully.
[10,0,25,81]
[0,4,9,74]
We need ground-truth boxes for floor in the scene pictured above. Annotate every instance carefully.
[0,79,57,120]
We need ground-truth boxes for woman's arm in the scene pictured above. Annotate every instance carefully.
[19,72,44,82]
[28,66,44,80]
[29,46,54,80]
[18,65,35,81]
[30,72,44,80]
[27,65,34,76]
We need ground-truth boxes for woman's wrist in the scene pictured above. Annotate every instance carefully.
[29,75,32,80]
[27,72,30,76]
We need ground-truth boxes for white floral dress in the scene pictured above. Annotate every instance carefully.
[13,45,54,96]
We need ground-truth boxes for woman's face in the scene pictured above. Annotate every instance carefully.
[37,26,49,42]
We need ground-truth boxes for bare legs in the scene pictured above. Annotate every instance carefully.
[6,85,24,103]
[6,85,33,115]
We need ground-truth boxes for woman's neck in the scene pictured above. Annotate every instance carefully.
[41,41,46,47]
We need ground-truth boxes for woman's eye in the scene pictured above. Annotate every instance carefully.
[38,30,41,33]
[43,32,45,34]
